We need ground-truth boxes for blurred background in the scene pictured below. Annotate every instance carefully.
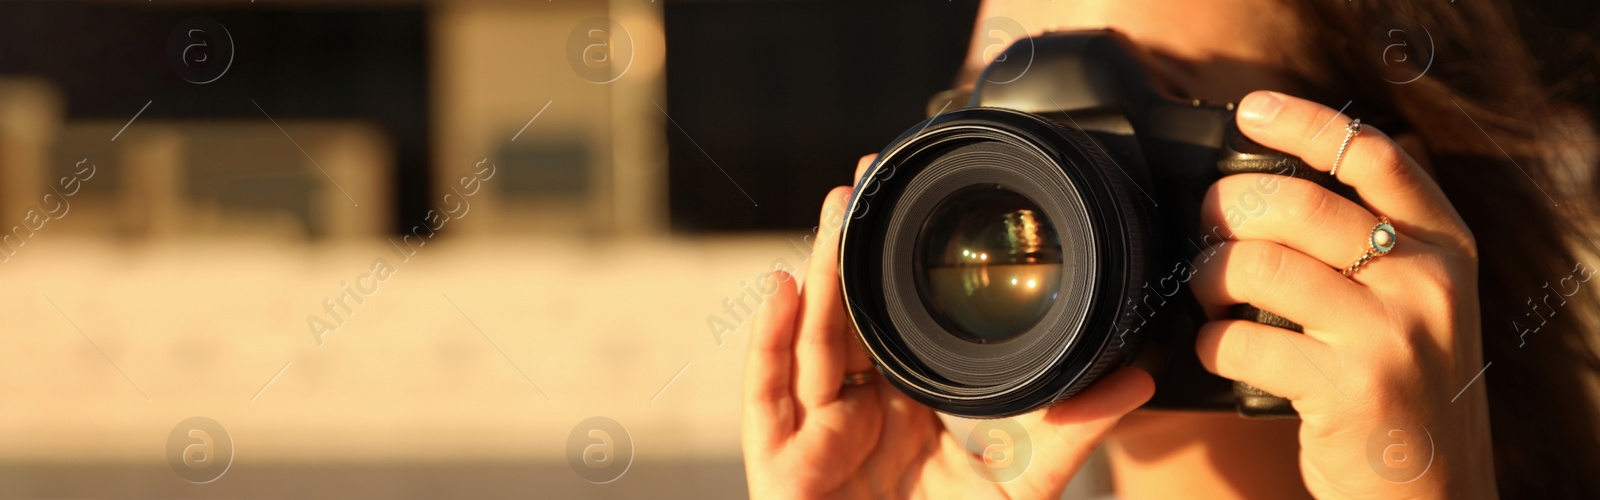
[0,0,978,497]
[0,0,1595,498]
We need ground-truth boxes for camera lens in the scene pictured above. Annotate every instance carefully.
[839,108,1153,418]
[916,187,1063,344]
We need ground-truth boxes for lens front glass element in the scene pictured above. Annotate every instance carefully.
[917,186,1064,343]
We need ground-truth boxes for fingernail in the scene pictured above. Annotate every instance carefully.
[1239,92,1283,124]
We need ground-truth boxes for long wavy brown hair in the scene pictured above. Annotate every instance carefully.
[1279,0,1600,497]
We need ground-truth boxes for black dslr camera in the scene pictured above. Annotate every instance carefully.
[839,30,1343,419]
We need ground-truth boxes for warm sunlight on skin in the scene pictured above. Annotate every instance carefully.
[966,3,1318,497]
[745,0,1504,496]
[903,1,1477,499]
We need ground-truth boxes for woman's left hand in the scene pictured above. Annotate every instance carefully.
[1191,90,1496,499]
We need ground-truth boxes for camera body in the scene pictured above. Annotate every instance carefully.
[840,30,1339,418]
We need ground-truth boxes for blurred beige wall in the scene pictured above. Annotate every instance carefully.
[0,1,766,497]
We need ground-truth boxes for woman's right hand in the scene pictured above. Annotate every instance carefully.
[741,155,1156,499]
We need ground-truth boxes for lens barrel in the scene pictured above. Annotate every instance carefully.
[839,107,1154,418]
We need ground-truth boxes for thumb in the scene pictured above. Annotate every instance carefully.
[1013,367,1155,496]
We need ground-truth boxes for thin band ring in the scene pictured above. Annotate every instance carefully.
[842,320,875,387]
[1343,216,1396,277]
[1330,118,1362,178]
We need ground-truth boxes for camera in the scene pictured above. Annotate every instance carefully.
[839,30,1345,419]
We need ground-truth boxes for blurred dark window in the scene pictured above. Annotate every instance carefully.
[664,0,979,232]
[0,2,431,234]
[496,142,591,200]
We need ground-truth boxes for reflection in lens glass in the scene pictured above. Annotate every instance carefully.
[917,186,1064,343]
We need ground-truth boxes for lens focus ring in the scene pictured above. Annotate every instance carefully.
[839,107,1155,418]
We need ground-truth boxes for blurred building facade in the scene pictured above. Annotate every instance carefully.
[0,1,761,498]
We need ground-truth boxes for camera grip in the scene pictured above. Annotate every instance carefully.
[1214,121,1351,418]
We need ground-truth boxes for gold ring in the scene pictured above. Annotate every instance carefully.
[842,370,874,387]
[1342,217,1396,277]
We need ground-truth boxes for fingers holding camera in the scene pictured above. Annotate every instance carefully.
[743,270,800,447]
[1189,239,1380,338]
[1200,174,1390,273]
[1194,319,1334,402]
[854,154,879,186]
[794,186,864,408]
[1235,91,1471,248]
[1036,366,1154,429]
[1007,366,1154,498]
